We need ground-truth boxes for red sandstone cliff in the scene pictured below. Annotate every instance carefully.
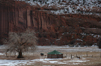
[0,0,101,46]
[0,1,31,43]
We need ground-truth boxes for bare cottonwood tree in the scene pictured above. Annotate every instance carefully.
[3,29,38,58]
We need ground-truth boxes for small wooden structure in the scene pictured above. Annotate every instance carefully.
[47,50,63,58]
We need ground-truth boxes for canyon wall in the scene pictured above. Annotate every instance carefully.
[0,1,101,46]
[0,1,32,44]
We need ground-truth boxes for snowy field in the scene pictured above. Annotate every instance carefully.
[0,58,90,66]
[0,45,101,66]
[0,58,91,66]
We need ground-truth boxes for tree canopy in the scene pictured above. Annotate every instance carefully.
[3,29,38,58]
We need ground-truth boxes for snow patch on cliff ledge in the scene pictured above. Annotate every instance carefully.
[18,0,101,16]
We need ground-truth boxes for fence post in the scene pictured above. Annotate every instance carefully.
[86,52,88,57]
[71,54,72,59]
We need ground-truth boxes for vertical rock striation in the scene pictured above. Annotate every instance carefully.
[0,1,31,44]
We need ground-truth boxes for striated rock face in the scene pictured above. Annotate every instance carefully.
[33,12,101,46]
[0,4,9,44]
[0,1,31,44]
[32,11,101,46]
[0,1,101,46]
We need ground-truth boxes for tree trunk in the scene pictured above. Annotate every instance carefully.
[17,49,24,58]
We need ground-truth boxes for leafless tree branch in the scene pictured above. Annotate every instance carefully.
[3,28,38,58]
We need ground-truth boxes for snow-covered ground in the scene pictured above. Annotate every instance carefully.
[0,45,101,66]
[0,60,32,66]
[37,45,101,52]
[0,58,90,66]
